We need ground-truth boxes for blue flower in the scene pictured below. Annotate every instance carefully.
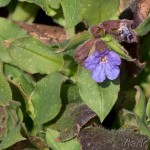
[84,50,121,83]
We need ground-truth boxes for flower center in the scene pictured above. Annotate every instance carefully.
[100,55,108,63]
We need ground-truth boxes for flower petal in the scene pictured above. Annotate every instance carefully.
[84,55,99,70]
[92,63,106,82]
[92,51,102,57]
[93,50,109,58]
[105,62,120,80]
[107,51,121,66]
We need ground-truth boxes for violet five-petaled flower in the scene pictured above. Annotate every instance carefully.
[84,50,121,83]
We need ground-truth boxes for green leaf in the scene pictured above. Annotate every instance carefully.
[0,37,12,64]
[0,63,12,105]
[0,0,11,7]
[60,49,78,77]
[47,0,60,9]
[77,67,120,122]
[4,63,23,78]
[0,17,27,64]
[4,64,34,125]
[59,0,79,29]
[19,0,65,26]
[46,128,80,150]
[136,16,150,36]
[136,116,150,138]
[59,0,120,28]
[53,11,65,27]
[101,35,134,61]
[134,86,146,122]
[15,74,34,95]
[79,0,120,26]
[0,125,25,150]
[118,109,150,137]
[5,101,22,131]
[139,33,150,64]
[146,98,150,121]
[19,0,119,28]
[19,0,58,17]
[6,78,34,131]
[4,64,34,95]
[10,2,39,23]
[4,37,64,74]
[31,73,66,128]
[56,31,92,53]
[61,84,82,104]
[118,109,138,128]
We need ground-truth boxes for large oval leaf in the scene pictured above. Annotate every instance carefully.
[0,0,11,7]
[77,67,120,122]
[60,0,120,28]
[4,37,64,74]
[31,72,66,128]
[59,0,79,28]
[0,17,27,64]
[79,0,120,26]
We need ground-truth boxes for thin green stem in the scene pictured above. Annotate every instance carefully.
[8,2,39,23]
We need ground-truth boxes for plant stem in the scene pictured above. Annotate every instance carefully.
[8,2,39,23]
